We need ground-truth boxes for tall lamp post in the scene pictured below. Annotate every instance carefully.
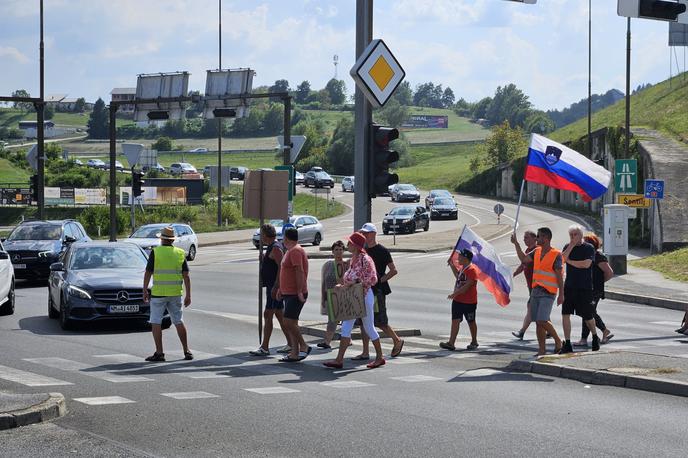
[217,0,223,226]
[587,0,592,157]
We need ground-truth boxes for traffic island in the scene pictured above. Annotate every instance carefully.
[0,392,67,430]
[508,350,688,397]
[300,321,421,339]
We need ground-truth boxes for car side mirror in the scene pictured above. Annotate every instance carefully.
[296,224,303,228]
[50,262,64,272]
[64,235,77,244]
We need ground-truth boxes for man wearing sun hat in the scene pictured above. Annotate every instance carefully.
[357,222,404,359]
[142,226,192,362]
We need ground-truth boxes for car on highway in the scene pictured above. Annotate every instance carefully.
[230,166,247,180]
[47,241,169,330]
[425,189,453,209]
[3,220,91,280]
[142,163,165,173]
[429,197,459,220]
[72,159,83,166]
[382,205,430,234]
[86,159,106,169]
[391,184,421,202]
[252,215,323,248]
[169,162,198,175]
[0,239,15,316]
[104,160,125,171]
[126,223,198,261]
[341,176,355,192]
[304,170,335,188]
[189,147,209,153]
[295,171,305,185]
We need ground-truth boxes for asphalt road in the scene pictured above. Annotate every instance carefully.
[1,193,687,457]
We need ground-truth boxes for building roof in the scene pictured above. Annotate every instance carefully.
[59,97,79,103]
[110,88,136,95]
[45,94,67,102]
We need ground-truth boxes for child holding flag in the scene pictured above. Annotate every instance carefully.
[440,248,479,351]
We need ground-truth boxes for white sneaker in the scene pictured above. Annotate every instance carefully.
[249,347,270,356]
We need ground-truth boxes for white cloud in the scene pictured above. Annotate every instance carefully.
[0,46,29,64]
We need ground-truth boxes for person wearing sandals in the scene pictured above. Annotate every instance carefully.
[142,226,193,362]
[356,223,405,359]
[276,227,311,363]
[439,248,480,352]
[318,241,350,350]
[573,233,614,348]
[323,232,386,369]
[676,311,688,335]
[250,224,287,356]
[511,230,538,340]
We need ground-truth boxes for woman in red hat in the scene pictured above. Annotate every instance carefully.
[323,232,385,369]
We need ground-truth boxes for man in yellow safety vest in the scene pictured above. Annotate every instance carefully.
[142,226,192,362]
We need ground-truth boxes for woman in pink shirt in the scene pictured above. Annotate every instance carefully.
[323,232,385,369]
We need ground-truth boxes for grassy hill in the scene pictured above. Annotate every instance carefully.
[550,73,688,144]
[0,108,90,128]
[397,142,481,190]
[401,106,490,144]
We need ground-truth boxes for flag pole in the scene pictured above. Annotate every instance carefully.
[513,178,526,234]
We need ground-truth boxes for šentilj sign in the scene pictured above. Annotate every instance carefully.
[616,193,650,208]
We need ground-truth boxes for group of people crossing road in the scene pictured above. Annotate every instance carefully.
[140,222,616,365]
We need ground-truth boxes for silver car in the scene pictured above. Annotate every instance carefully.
[341,176,355,192]
[391,184,421,202]
[126,223,198,261]
[0,240,15,316]
[252,215,323,248]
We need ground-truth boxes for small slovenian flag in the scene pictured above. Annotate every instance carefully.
[525,134,611,202]
[450,226,512,307]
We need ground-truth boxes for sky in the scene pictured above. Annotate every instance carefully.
[0,0,685,111]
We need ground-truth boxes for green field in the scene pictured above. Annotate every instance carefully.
[630,247,688,283]
[0,108,90,129]
[0,158,30,183]
[397,142,481,190]
[551,73,688,144]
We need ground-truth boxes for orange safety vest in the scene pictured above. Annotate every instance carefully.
[531,246,561,294]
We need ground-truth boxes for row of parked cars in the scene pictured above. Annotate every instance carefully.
[0,220,198,329]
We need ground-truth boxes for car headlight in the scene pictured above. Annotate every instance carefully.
[68,285,92,300]
[402,218,411,223]
[38,250,54,259]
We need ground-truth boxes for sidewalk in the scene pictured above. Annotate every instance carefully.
[606,261,688,312]
[0,392,66,430]
[509,350,688,397]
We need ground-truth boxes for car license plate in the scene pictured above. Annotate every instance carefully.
[13,264,26,269]
[389,225,399,229]
[108,304,140,313]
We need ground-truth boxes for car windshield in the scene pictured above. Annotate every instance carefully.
[70,245,147,270]
[434,198,454,206]
[8,224,61,241]
[268,218,296,228]
[432,190,451,197]
[315,172,330,179]
[398,185,415,191]
[389,207,414,216]
[131,226,165,238]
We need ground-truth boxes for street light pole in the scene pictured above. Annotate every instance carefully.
[625,17,631,157]
[36,0,45,219]
[216,0,223,226]
[587,0,592,156]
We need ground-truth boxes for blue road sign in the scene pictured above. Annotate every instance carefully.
[644,179,664,199]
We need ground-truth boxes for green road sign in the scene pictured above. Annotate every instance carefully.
[275,165,294,201]
[614,159,637,194]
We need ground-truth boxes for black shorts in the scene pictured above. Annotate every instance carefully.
[373,293,389,327]
[562,288,594,320]
[283,293,307,320]
[264,284,284,310]
[452,301,477,322]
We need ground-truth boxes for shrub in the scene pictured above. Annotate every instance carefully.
[78,206,129,236]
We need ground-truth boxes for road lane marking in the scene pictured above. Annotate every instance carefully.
[23,357,153,383]
[390,375,443,383]
[160,391,220,400]
[74,396,135,406]
[0,364,73,387]
[92,354,142,363]
[457,368,505,377]
[244,387,300,394]
[321,380,375,388]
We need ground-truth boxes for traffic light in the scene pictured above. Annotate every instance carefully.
[618,0,687,21]
[369,124,400,198]
[29,174,38,203]
[132,171,144,198]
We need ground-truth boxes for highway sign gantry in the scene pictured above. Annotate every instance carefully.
[350,39,405,108]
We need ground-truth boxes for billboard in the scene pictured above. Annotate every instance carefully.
[45,187,75,205]
[203,68,255,119]
[669,22,688,46]
[401,115,448,129]
[74,188,107,205]
[134,72,190,123]
[120,186,186,205]
[0,188,31,205]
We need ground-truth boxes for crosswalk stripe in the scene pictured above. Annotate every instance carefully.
[321,380,375,388]
[243,387,300,394]
[92,354,143,364]
[458,368,505,378]
[0,364,73,387]
[160,391,220,400]
[74,396,135,406]
[23,357,153,383]
[390,375,444,383]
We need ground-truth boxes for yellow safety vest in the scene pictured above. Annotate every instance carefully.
[151,245,185,297]
[532,247,561,294]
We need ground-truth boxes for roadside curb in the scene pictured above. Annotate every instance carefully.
[0,393,67,431]
[507,358,688,398]
[605,290,687,311]
[198,238,248,248]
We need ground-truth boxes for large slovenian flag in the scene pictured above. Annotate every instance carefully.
[450,225,512,307]
[525,134,611,202]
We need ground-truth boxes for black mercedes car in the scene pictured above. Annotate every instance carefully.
[382,206,430,234]
[3,220,91,280]
[430,197,459,220]
[47,241,167,330]
[304,171,335,188]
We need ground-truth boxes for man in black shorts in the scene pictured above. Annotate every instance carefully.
[356,223,404,359]
[560,224,599,353]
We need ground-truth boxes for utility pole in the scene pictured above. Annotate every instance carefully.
[36,0,45,220]
[108,105,118,242]
[216,0,223,226]
[354,0,373,231]
[625,17,631,157]
[587,0,592,156]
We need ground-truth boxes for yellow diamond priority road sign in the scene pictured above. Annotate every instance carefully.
[350,39,405,108]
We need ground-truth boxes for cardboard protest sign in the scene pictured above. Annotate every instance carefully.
[327,283,366,322]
